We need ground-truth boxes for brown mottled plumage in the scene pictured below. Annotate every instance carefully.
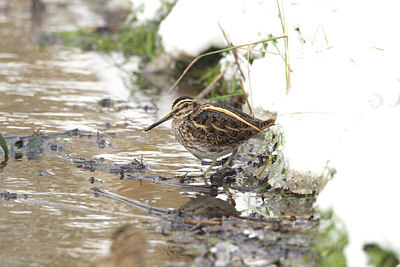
[145,96,275,176]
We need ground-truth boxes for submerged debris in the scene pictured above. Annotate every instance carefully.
[48,142,63,151]
[15,139,24,149]
[0,192,28,200]
[95,139,111,149]
[108,158,146,174]
[2,129,118,162]
[65,156,149,174]
[38,171,54,176]
[67,156,101,171]
[87,177,104,184]
[97,98,115,107]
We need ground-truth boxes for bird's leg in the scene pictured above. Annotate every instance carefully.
[223,148,238,168]
[201,159,217,178]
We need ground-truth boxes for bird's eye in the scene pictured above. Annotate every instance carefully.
[184,103,189,108]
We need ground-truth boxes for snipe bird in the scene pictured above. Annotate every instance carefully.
[145,96,275,176]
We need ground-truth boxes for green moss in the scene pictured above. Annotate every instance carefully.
[313,210,348,267]
[27,129,43,150]
[206,236,219,249]
[364,244,399,267]
[49,1,177,62]
[53,22,161,61]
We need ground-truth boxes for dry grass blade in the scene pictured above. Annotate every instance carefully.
[218,22,245,79]
[218,22,253,115]
[277,0,291,94]
[90,187,170,215]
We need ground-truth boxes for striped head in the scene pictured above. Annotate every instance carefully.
[171,96,200,119]
[144,96,199,131]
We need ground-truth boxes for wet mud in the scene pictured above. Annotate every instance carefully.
[90,187,317,266]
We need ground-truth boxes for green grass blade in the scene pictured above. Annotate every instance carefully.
[251,130,273,162]
[0,133,9,157]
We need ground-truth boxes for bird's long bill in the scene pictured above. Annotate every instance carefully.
[144,112,173,131]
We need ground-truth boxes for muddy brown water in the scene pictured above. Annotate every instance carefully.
[0,1,315,266]
[0,1,199,266]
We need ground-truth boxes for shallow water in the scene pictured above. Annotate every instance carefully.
[0,1,200,265]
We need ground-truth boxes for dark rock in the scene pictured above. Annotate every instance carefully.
[210,167,236,187]
[179,195,240,219]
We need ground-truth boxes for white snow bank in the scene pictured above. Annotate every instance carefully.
[318,106,400,266]
[129,0,164,22]
[158,0,282,59]
[253,1,400,264]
